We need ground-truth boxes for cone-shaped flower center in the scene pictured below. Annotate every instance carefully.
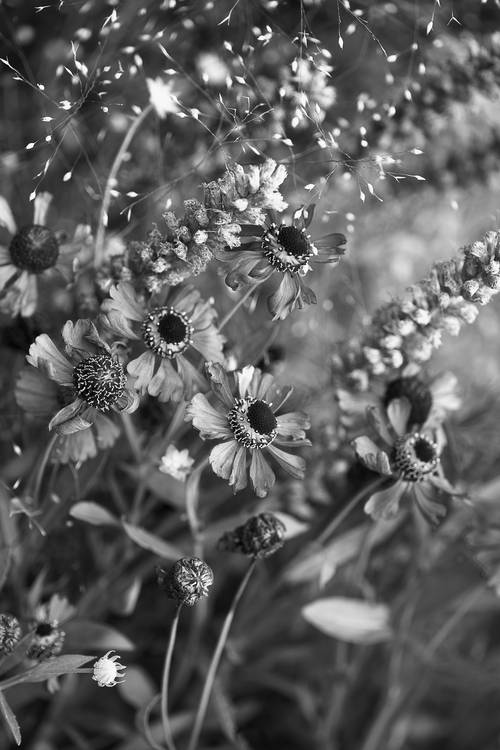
[73,354,126,411]
[10,225,60,273]
[228,397,278,449]
[142,306,194,358]
[262,223,313,274]
[393,432,439,482]
[384,377,433,426]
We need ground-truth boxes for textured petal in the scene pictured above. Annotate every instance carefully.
[0,197,16,234]
[225,251,272,290]
[93,412,121,449]
[186,393,232,439]
[189,296,217,328]
[386,398,411,437]
[249,449,275,497]
[0,262,17,287]
[49,398,89,434]
[411,482,447,525]
[100,309,139,340]
[268,273,303,320]
[276,411,310,439]
[209,440,240,482]
[238,366,257,399]
[115,387,140,413]
[18,273,38,317]
[352,437,392,476]
[15,367,59,417]
[127,351,156,394]
[229,445,248,493]
[266,443,305,479]
[366,407,394,448]
[364,480,407,521]
[103,282,145,323]
[176,354,207,399]
[27,334,74,385]
[33,192,52,226]
[62,318,109,358]
[54,430,97,465]
[206,362,234,408]
[191,325,225,364]
[171,286,201,316]
[150,359,183,402]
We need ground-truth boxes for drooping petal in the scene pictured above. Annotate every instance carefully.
[0,262,18,288]
[266,443,305,479]
[49,398,89,433]
[33,192,53,226]
[249,449,276,497]
[15,367,59,417]
[186,393,232,439]
[100,309,140,340]
[364,480,407,521]
[366,406,394,448]
[93,412,121,449]
[386,397,411,437]
[276,411,310,440]
[53,429,97,465]
[18,273,38,317]
[268,273,302,320]
[127,351,156,394]
[313,232,346,253]
[151,359,183,402]
[238,366,257,399]
[115,387,140,414]
[27,334,74,385]
[206,362,235,408]
[176,354,207,399]
[0,197,16,234]
[352,437,392,476]
[102,282,145,323]
[229,445,248,493]
[209,440,240,483]
[412,482,447,525]
[225,251,273,290]
[191,325,225,364]
[62,318,109,358]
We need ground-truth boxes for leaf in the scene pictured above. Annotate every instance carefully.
[302,597,392,644]
[12,654,94,684]
[272,512,309,539]
[70,502,118,526]
[122,522,183,560]
[65,620,135,651]
[118,666,155,709]
[285,526,365,585]
[0,691,21,745]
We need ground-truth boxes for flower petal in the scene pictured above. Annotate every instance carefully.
[150,359,183,402]
[49,398,89,434]
[206,362,234,408]
[115,387,140,414]
[186,393,232,439]
[411,482,447,525]
[386,397,411,437]
[176,354,207,399]
[127,351,156,394]
[191,325,225,364]
[266,443,305,479]
[103,282,145,323]
[0,197,16,234]
[249,449,275,497]
[352,437,392,476]
[229,445,248,493]
[0,262,17,288]
[268,273,301,321]
[15,367,59,417]
[27,334,74,385]
[364,479,407,521]
[33,192,52,226]
[209,440,240,484]
[93,412,121,449]
[276,411,310,440]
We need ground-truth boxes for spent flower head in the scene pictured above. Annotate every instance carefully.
[0,614,22,655]
[158,557,214,606]
[218,512,286,558]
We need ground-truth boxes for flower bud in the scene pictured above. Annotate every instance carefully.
[218,513,286,559]
[158,557,214,606]
[0,614,22,655]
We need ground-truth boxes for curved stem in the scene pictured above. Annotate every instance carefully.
[94,103,154,267]
[317,477,385,546]
[218,286,254,331]
[32,432,58,506]
[161,603,183,750]
[187,558,258,750]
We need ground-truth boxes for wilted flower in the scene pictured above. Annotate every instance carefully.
[0,193,90,317]
[19,319,138,437]
[92,651,126,687]
[159,445,194,481]
[186,363,311,497]
[222,206,346,319]
[158,557,214,606]
[218,512,286,558]
[100,282,225,401]
[352,398,456,523]
[0,614,22,655]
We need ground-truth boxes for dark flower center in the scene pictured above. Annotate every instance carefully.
[73,354,126,411]
[228,397,278,449]
[9,225,60,273]
[35,623,53,637]
[393,432,439,482]
[384,377,433,426]
[278,226,309,257]
[142,307,193,358]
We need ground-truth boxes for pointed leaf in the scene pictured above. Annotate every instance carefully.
[0,691,21,745]
[70,502,118,527]
[302,597,392,644]
[12,654,94,684]
[122,522,183,560]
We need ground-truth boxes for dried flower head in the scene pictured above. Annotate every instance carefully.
[92,651,126,687]
[218,513,286,558]
[158,557,214,606]
[0,614,22,655]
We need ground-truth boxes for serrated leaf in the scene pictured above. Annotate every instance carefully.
[122,522,183,560]
[65,620,135,651]
[302,597,392,644]
[70,502,118,526]
[0,691,21,745]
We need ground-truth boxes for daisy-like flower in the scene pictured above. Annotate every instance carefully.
[352,398,456,524]
[100,282,225,402]
[92,651,126,687]
[18,318,138,439]
[222,206,346,320]
[159,445,194,481]
[186,363,311,497]
[337,371,461,434]
[0,192,90,317]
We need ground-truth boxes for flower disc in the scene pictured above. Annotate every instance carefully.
[9,225,60,273]
[73,354,126,411]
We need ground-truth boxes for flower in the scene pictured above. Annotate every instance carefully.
[0,614,22,655]
[26,620,65,661]
[352,398,456,524]
[337,371,461,434]
[92,651,126,687]
[218,512,287,558]
[158,557,214,606]
[146,77,180,118]
[0,192,90,317]
[222,206,346,319]
[186,363,311,497]
[19,318,138,438]
[100,282,225,401]
[159,445,194,481]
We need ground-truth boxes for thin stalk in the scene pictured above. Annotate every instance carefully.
[187,558,258,750]
[317,477,385,546]
[218,286,254,331]
[31,432,58,506]
[94,103,153,267]
[161,603,183,750]
[120,412,142,463]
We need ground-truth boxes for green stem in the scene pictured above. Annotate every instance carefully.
[317,477,385,546]
[94,103,154,267]
[120,412,142,463]
[31,432,58,506]
[161,603,183,750]
[218,286,254,331]
[187,558,258,750]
